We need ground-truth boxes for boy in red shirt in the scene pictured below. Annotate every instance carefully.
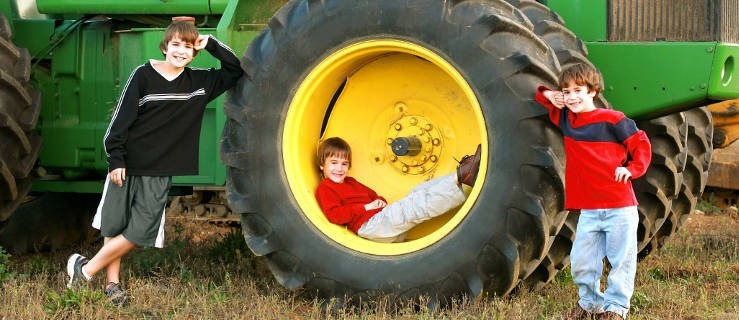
[536,64,651,320]
[315,137,480,242]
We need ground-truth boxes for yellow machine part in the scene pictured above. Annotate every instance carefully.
[709,99,739,148]
[707,99,739,191]
[282,40,487,256]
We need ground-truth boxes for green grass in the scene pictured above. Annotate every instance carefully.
[1,214,736,319]
[696,192,727,215]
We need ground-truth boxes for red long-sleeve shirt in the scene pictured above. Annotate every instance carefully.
[535,86,652,210]
[315,177,387,233]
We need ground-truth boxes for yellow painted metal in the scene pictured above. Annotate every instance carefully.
[283,40,487,256]
[707,98,739,190]
[708,98,739,148]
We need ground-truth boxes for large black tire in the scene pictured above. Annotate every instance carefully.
[637,108,712,258]
[633,113,688,258]
[506,0,595,289]
[0,14,41,223]
[506,0,611,109]
[222,0,567,301]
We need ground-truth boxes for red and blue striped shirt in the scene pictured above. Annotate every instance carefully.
[536,86,652,210]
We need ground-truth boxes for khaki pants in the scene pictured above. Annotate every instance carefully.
[357,173,465,242]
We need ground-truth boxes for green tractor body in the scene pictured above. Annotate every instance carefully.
[0,0,736,301]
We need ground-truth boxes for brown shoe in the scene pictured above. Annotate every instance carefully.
[457,144,481,186]
[598,311,624,320]
[562,304,595,320]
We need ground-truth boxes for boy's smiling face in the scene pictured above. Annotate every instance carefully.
[561,83,597,113]
[321,155,350,183]
[163,35,195,69]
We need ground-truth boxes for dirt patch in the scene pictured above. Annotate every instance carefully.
[684,209,739,235]
[164,215,239,245]
[681,210,739,275]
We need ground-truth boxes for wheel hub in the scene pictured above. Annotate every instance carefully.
[385,107,443,176]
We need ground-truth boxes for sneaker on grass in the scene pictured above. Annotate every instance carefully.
[105,282,131,307]
[66,253,90,289]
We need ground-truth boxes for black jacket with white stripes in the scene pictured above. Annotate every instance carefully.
[104,36,243,176]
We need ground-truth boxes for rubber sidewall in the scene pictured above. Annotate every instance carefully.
[222,0,565,299]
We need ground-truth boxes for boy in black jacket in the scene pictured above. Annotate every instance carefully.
[65,18,243,306]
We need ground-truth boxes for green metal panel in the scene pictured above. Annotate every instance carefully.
[32,180,104,193]
[709,43,739,100]
[22,0,285,193]
[8,19,56,57]
[216,0,286,55]
[547,0,607,42]
[36,0,229,15]
[36,21,118,178]
[587,42,718,119]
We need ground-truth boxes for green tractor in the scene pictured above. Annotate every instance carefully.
[1,0,736,302]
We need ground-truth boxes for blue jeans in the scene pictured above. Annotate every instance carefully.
[570,206,638,318]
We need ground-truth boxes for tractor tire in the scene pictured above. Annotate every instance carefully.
[222,0,566,302]
[0,14,41,223]
[507,0,610,109]
[506,0,597,289]
[633,113,688,258]
[637,108,712,258]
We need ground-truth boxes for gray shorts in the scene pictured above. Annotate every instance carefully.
[92,175,171,248]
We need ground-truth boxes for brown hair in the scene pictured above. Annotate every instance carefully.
[159,20,200,57]
[317,137,352,169]
[558,63,604,97]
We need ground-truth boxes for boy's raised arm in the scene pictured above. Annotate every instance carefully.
[202,35,244,98]
[535,86,563,126]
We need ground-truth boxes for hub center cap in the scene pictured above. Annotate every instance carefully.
[385,110,443,175]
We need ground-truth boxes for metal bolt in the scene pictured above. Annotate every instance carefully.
[430,155,438,162]
[394,123,402,131]
[424,124,433,131]
[402,165,409,173]
[387,138,394,145]
[432,138,440,146]
[410,118,418,125]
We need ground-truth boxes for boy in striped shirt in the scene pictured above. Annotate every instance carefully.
[536,64,651,320]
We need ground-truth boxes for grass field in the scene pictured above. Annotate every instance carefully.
[1,209,736,319]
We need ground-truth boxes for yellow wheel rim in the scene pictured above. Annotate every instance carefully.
[284,40,487,255]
